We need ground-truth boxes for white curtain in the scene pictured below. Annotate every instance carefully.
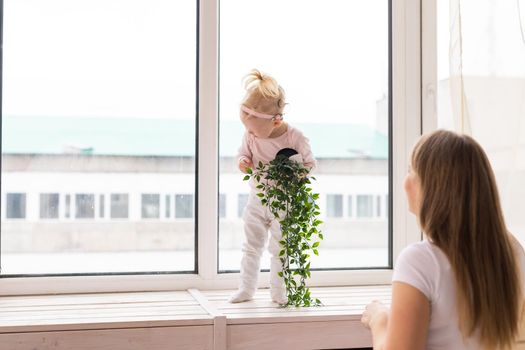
[441,0,525,242]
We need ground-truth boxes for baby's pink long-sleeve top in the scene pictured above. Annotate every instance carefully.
[237,125,316,175]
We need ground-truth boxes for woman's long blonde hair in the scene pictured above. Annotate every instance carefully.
[412,130,523,349]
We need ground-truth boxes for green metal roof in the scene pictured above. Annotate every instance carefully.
[2,116,388,159]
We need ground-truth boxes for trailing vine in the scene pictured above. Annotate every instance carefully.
[244,155,323,307]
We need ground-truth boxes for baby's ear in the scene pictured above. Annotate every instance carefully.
[273,119,282,127]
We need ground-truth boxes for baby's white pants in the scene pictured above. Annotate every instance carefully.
[238,192,286,302]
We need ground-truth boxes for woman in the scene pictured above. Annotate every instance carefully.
[361,130,525,349]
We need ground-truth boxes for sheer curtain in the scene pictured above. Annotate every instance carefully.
[438,0,525,243]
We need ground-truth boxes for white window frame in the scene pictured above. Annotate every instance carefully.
[0,0,423,295]
[421,0,439,134]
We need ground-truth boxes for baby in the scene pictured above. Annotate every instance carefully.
[230,69,316,304]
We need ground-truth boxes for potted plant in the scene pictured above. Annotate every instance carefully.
[245,155,323,307]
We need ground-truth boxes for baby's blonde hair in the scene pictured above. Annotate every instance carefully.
[242,69,285,114]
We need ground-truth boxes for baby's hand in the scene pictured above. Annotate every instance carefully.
[239,157,254,173]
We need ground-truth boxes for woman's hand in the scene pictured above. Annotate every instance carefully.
[239,157,254,173]
[361,283,430,350]
[361,300,389,329]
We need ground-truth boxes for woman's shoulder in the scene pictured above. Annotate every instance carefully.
[398,240,441,261]
[393,240,447,300]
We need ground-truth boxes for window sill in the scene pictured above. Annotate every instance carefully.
[0,286,392,350]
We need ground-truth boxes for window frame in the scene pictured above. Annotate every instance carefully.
[0,0,423,295]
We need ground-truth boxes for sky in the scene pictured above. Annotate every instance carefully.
[2,0,389,127]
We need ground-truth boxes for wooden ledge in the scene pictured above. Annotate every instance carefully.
[0,286,392,350]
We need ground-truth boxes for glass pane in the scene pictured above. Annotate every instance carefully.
[65,194,71,218]
[6,193,26,219]
[327,194,343,218]
[219,194,227,218]
[237,193,249,218]
[165,195,171,219]
[347,196,353,217]
[99,194,105,218]
[141,194,160,219]
[175,194,193,219]
[219,0,390,271]
[40,193,60,219]
[110,194,129,219]
[1,0,197,275]
[357,195,374,218]
[75,194,95,219]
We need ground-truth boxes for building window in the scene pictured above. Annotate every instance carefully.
[376,195,381,217]
[347,195,353,217]
[142,194,160,219]
[219,193,226,218]
[237,194,249,218]
[165,195,171,218]
[40,193,59,219]
[6,193,26,219]
[75,194,95,219]
[65,194,71,218]
[327,194,343,218]
[357,195,374,218]
[99,194,105,218]
[110,194,129,219]
[175,194,193,219]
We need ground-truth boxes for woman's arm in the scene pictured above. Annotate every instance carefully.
[362,282,430,350]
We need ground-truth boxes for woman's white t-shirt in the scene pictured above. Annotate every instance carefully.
[392,239,525,350]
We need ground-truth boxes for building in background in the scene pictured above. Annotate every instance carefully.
[1,115,389,271]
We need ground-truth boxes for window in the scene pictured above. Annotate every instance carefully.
[0,0,426,293]
[218,0,390,271]
[76,194,95,219]
[142,194,160,219]
[110,194,129,219]
[327,194,343,218]
[357,195,374,218]
[65,194,71,218]
[175,194,193,219]
[385,194,389,219]
[1,0,197,275]
[347,195,353,217]
[237,194,249,218]
[165,195,171,218]
[376,195,382,217]
[99,194,105,218]
[6,193,26,219]
[40,193,59,219]
[219,194,227,218]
